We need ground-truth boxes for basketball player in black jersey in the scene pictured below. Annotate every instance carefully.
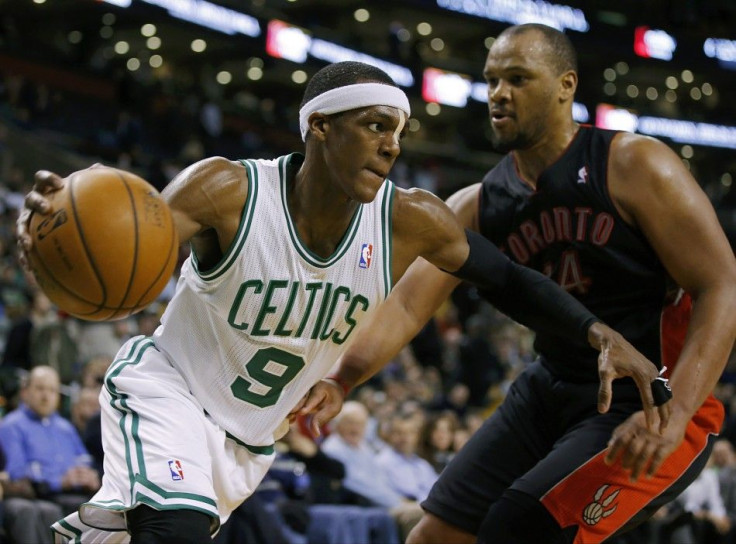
[302,24,736,543]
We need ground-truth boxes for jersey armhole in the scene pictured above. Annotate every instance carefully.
[381,180,395,298]
[191,159,258,281]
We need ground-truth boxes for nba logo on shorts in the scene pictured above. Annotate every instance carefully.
[359,244,373,269]
[168,459,184,481]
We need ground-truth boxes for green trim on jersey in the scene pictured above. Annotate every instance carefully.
[279,154,364,268]
[103,337,220,523]
[191,159,259,281]
[225,431,276,455]
[134,474,219,518]
[381,180,395,298]
[105,337,155,487]
[52,519,83,542]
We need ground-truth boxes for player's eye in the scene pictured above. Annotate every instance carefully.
[368,122,383,133]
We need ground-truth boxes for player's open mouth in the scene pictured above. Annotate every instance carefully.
[491,114,513,128]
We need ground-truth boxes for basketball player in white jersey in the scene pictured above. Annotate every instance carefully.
[17,61,667,543]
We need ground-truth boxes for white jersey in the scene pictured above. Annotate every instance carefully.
[155,154,394,447]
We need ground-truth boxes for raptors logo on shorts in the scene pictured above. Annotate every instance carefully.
[582,485,620,525]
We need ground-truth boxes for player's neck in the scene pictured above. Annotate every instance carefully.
[513,120,579,187]
[289,161,359,258]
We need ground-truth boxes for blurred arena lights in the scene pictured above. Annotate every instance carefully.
[435,0,589,32]
[99,0,261,36]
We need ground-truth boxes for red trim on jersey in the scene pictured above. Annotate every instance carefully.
[540,396,722,543]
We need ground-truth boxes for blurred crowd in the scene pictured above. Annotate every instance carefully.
[0,60,736,544]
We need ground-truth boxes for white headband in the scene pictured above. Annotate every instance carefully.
[299,83,411,141]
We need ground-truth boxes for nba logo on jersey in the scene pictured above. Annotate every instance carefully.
[577,166,589,184]
[168,459,184,481]
[359,243,373,269]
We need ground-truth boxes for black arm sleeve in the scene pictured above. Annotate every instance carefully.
[449,229,600,345]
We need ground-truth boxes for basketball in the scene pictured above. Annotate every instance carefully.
[27,166,179,321]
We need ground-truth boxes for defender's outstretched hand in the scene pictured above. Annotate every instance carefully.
[589,322,672,433]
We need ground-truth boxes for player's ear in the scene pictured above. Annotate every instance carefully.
[307,112,330,141]
[559,70,577,102]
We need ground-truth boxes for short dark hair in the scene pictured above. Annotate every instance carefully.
[500,23,578,75]
[300,61,398,108]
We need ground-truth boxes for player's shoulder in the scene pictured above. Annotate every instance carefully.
[392,184,480,231]
[391,186,448,227]
[609,132,674,169]
[173,156,248,193]
[189,156,245,178]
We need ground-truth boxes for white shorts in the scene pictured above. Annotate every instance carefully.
[52,337,276,543]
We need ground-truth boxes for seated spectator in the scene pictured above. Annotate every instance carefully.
[280,422,346,505]
[713,439,736,543]
[78,355,112,389]
[0,440,64,544]
[27,294,78,384]
[213,492,296,544]
[683,457,731,542]
[455,314,505,407]
[376,413,438,502]
[70,386,100,435]
[322,401,423,541]
[0,366,100,521]
[81,409,104,476]
[417,410,459,474]
[654,453,731,544]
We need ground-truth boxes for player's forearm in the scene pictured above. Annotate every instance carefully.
[451,230,599,345]
[669,285,736,417]
[334,293,432,389]
[334,263,455,390]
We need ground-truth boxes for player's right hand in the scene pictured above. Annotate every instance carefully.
[589,322,671,434]
[16,170,65,266]
[298,379,346,437]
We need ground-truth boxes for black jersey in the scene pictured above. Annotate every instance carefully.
[478,126,686,382]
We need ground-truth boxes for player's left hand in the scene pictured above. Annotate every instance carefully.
[298,379,345,437]
[604,410,687,481]
[589,322,672,433]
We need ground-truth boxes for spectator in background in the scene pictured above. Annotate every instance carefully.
[682,458,731,543]
[280,422,346,505]
[70,386,100,435]
[322,401,423,541]
[376,413,439,502]
[713,439,736,543]
[78,355,112,390]
[0,366,100,517]
[417,411,459,474]
[27,293,77,384]
[135,307,160,337]
[0,440,63,544]
[656,453,733,544]
[75,319,131,363]
[455,315,505,407]
[0,288,31,371]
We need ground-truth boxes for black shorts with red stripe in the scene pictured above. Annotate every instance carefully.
[421,359,723,544]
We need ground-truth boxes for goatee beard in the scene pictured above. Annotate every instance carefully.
[491,132,529,154]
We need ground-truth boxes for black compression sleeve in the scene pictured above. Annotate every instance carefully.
[450,229,600,345]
